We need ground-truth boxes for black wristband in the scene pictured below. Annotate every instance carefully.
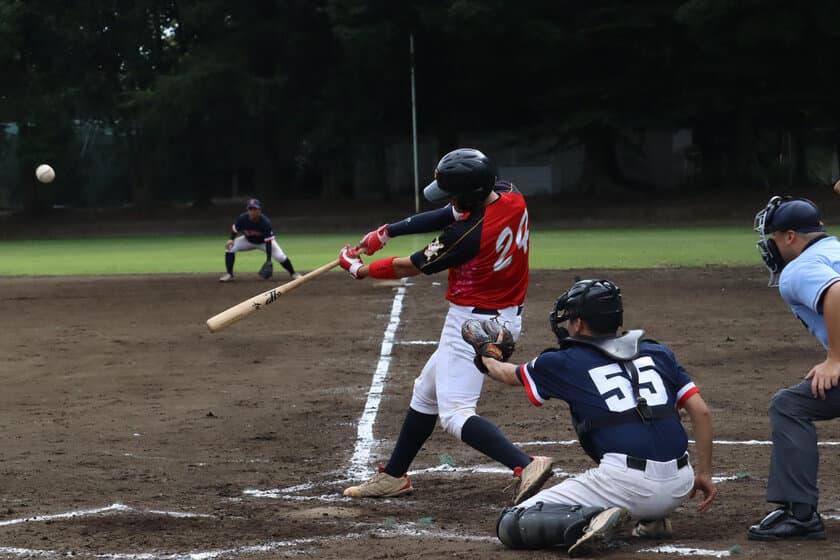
[229,232,236,240]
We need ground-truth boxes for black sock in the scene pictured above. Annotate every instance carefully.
[280,258,296,275]
[383,408,437,477]
[460,415,531,470]
[791,502,815,521]
[225,252,235,274]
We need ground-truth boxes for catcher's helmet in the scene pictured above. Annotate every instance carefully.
[550,279,623,337]
[423,148,497,209]
[754,195,825,286]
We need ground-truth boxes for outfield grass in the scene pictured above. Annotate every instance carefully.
[0,226,782,275]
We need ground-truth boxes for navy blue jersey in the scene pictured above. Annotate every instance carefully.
[232,213,275,244]
[516,341,699,461]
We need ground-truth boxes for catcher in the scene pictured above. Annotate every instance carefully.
[462,278,717,557]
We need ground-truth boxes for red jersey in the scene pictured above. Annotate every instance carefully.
[409,181,529,308]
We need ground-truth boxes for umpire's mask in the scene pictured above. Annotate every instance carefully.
[754,195,824,287]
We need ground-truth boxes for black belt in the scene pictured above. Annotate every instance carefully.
[626,453,689,471]
[471,305,523,316]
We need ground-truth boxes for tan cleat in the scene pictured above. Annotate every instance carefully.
[512,456,555,505]
[219,273,234,282]
[343,465,413,498]
[632,517,673,539]
[568,506,630,557]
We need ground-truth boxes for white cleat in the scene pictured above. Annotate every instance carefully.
[568,506,630,557]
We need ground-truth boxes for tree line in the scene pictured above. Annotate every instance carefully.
[1,0,839,211]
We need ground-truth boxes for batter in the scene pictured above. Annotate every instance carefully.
[338,148,554,503]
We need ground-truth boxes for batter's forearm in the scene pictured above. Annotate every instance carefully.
[356,256,420,279]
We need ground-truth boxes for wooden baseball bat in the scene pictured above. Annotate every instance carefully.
[206,258,341,333]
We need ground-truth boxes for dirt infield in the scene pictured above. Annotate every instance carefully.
[2,267,840,559]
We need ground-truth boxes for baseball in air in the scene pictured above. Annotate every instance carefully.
[35,164,55,184]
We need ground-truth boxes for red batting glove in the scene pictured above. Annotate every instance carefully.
[339,246,364,279]
[358,224,390,255]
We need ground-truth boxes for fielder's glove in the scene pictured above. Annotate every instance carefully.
[461,319,516,374]
[258,261,273,279]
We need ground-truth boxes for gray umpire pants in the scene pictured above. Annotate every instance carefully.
[767,379,840,508]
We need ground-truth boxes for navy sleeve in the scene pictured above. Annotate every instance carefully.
[387,206,456,237]
[408,217,482,274]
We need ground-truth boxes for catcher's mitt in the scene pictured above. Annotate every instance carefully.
[258,261,273,279]
[461,319,515,374]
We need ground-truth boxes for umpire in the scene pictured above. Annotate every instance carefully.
[751,195,839,540]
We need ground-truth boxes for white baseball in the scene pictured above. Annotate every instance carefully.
[35,164,55,184]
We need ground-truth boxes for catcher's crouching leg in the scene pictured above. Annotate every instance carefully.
[497,503,604,549]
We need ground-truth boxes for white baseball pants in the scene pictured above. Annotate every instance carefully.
[228,237,289,263]
[518,452,695,521]
[409,303,522,439]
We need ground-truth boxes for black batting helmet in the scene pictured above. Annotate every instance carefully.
[423,148,497,210]
[550,279,623,337]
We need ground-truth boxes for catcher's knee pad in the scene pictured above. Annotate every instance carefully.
[497,503,604,549]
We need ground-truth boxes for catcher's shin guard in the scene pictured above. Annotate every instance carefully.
[497,503,604,549]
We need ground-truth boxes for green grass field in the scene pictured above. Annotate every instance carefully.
[0,226,780,275]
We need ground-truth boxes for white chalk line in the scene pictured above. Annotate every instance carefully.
[241,466,760,502]
[346,286,405,479]
[0,503,212,528]
[642,545,733,558]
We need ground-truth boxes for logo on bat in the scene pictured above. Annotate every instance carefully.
[264,290,282,305]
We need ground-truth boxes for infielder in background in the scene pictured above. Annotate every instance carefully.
[465,279,716,556]
[750,195,839,540]
[219,198,301,282]
[337,148,555,503]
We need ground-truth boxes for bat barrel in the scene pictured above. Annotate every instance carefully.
[206,258,340,333]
